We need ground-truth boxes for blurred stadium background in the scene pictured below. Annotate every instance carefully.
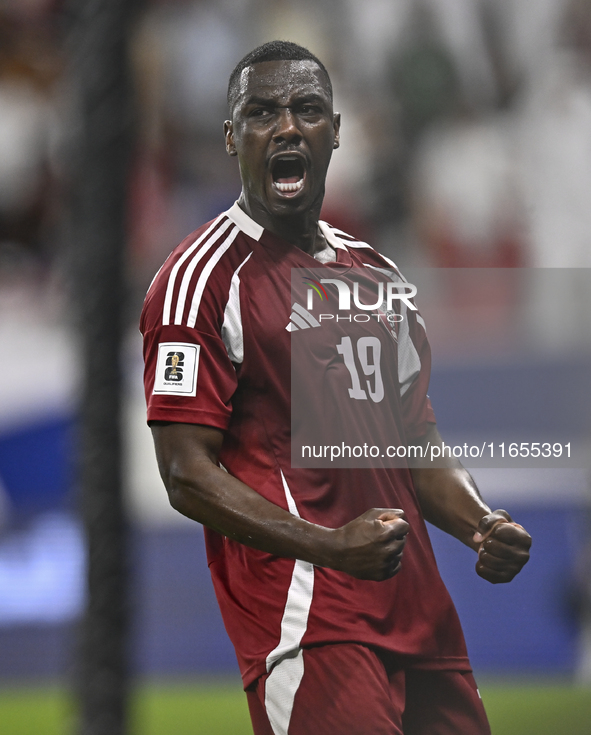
[0,0,590,732]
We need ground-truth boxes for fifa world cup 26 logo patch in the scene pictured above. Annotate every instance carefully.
[153,342,199,396]
[165,352,184,381]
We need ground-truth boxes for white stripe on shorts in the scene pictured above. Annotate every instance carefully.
[264,649,305,735]
[263,470,315,735]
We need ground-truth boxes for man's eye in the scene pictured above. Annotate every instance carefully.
[250,108,270,117]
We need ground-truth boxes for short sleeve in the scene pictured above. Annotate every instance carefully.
[399,308,437,440]
[143,323,238,430]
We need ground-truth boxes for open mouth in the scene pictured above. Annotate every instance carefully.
[271,156,305,194]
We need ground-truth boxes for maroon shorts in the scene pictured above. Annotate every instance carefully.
[246,643,490,735]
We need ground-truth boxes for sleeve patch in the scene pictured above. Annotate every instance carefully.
[152,342,200,396]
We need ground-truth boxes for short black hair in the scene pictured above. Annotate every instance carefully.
[227,40,333,113]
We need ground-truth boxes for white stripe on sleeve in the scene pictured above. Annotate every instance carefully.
[161,214,227,326]
[173,218,233,325]
[186,226,239,328]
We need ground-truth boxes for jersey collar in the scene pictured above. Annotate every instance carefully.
[225,202,264,241]
[224,201,353,267]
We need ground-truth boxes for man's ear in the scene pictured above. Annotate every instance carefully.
[224,120,237,157]
[333,112,341,149]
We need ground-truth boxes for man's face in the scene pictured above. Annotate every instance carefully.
[225,60,340,221]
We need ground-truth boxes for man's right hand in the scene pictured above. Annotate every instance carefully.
[152,423,410,582]
[330,509,409,581]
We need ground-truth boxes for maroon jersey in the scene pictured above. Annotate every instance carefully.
[141,203,470,688]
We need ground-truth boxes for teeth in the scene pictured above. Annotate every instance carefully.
[275,179,304,192]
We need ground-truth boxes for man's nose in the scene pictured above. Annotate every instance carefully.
[273,108,302,144]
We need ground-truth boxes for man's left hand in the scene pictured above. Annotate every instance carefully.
[473,510,532,584]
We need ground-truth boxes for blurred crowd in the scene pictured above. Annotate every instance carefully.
[1,0,591,305]
[0,0,62,284]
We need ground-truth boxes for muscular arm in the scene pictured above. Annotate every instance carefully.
[411,423,531,583]
[151,421,409,581]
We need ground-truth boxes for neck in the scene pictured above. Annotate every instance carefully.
[237,192,324,256]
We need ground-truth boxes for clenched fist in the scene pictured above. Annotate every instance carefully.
[473,509,531,584]
[330,508,410,581]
